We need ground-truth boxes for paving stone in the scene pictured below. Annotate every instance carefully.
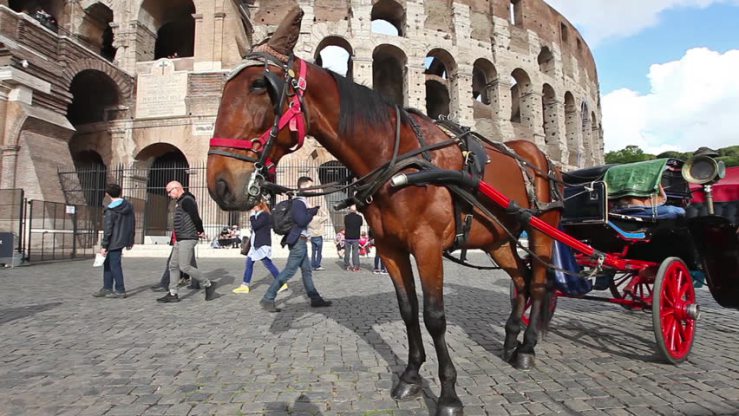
[0,257,738,415]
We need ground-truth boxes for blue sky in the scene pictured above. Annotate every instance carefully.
[548,0,739,153]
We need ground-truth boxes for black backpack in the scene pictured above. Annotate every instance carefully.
[271,199,295,235]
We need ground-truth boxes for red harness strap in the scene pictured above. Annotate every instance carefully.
[209,59,308,173]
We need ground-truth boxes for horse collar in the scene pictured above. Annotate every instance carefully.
[208,56,309,177]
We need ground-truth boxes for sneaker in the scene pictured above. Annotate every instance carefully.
[157,293,180,303]
[381,270,389,275]
[314,266,325,271]
[345,266,353,271]
[353,267,361,272]
[310,298,332,308]
[205,282,217,301]
[373,269,381,274]
[93,288,112,298]
[278,283,288,293]
[178,278,188,287]
[260,300,281,313]
[105,291,127,299]
[232,285,250,294]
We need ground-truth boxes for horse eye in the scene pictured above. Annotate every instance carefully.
[251,78,267,91]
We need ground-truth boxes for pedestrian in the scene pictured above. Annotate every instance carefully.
[308,206,327,271]
[93,183,135,299]
[259,176,332,312]
[335,228,345,257]
[233,200,287,294]
[157,181,216,303]
[343,205,363,271]
[151,231,199,292]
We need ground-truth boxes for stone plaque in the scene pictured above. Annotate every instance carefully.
[193,122,215,136]
[135,59,188,119]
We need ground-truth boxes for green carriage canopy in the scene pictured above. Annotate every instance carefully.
[604,158,668,199]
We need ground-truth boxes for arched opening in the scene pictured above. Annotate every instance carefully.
[425,49,457,120]
[538,46,555,76]
[510,68,533,131]
[76,2,115,61]
[371,0,404,36]
[138,0,195,61]
[9,0,62,31]
[72,150,107,207]
[318,160,353,232]
[542,84,560,161]
[472,58,497,121]
[315,37,353,80]
[67,70,120,125]
[135,144,190,237]
[565,92,580,166]
[373,44,406,106]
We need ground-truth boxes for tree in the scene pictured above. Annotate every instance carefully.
[604,145,655,164]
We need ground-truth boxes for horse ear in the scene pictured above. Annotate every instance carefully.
[266,5,304,57]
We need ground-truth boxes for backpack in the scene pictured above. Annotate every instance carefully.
[271,199,295,235]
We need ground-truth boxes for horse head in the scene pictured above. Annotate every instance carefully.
[207,6,309,211]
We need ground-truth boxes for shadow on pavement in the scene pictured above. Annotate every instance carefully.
[0,302,63,325]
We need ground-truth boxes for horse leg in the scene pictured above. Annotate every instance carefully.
[515,217,558,370]
[490,243,529,364]
[381,250,426,400]
[415,243,463,416]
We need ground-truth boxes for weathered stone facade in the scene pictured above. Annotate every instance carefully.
[0,0,602,204]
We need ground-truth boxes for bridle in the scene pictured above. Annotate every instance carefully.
[208,53,309,204]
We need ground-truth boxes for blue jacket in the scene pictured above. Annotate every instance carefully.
[283,198,318,248]
[250,211,272,248]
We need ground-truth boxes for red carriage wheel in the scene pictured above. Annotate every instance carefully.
[652,257,699,364]
[509,280,557,329]
[609,272,651,310]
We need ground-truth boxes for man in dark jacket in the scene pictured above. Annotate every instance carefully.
[260,176,332,312]
[93,183,135,299]
[343,205,363,271]
[157,181,216,303]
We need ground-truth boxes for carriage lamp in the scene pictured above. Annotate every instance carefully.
[682,155,726,215]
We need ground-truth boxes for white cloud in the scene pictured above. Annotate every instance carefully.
[603,48,739,153]
[546,0,739,45]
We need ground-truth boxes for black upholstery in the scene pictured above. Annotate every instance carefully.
[562,165,614,186]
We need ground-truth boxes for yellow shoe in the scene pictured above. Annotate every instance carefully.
[232,285,250,294]
[278,283,288,293]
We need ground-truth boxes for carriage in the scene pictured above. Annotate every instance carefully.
[503,157,739,364]
[206,7,738,415]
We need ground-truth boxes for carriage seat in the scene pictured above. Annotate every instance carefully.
[562,165,614,186]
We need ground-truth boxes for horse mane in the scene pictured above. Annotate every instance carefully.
[328,71,412,137]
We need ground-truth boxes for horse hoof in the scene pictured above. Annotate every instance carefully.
[515,352,535,370]
[435,401,464,416]
[502,342,520,362]
[391,380,422,400]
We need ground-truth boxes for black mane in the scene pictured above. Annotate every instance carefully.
[329,72,398,137]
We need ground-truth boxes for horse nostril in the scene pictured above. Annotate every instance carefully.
[216,179,230,201]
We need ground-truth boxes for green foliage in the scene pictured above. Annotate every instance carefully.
[604,145,655,164]
[719,146,739,158]
[656,151,690,160]
[717,156,739,168]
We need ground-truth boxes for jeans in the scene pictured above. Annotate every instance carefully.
[344,240,360,268]
[243,256,280,284]
[374,255,386,272]
[169,240,210,295]
[103,249,125,292]
[310,236,323,269]
[262,238,321,302]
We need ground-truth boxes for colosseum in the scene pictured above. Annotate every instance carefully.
[0,0,603,246]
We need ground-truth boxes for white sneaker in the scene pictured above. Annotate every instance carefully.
[278,283,288,293]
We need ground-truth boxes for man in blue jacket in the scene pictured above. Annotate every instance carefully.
[93,183,135,299]
[260,176,332,312]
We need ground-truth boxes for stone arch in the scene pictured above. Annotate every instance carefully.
[564,92,581,166]
[71,150,107,207]
[66,69,121,125]
[542,84,561,161]
[425,48,458,120]
[62,59,133,101]
[510,68,534,135]
[315,36,353,80]
[373,44,407,106]
[137,0,196,61]
[538,46,555,76]
[472,58,497,106]
[371,0,405,36]
[75,1,116,61]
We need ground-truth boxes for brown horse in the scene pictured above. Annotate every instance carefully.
[207,8,561,416]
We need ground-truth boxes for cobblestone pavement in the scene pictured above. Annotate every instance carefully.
[1,254,738,416]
